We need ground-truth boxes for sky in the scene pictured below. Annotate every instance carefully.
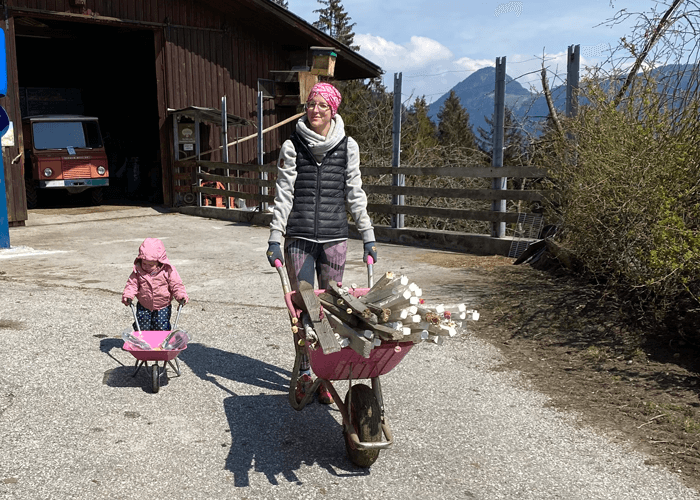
[288,0,663,105]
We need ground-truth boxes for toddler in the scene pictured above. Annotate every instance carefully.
[122,238,189,331]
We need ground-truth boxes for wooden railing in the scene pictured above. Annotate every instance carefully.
[173,159,551,256]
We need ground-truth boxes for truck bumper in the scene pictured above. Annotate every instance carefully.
[41,179,109,188]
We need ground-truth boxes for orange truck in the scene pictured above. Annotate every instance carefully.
[23,114,109,208]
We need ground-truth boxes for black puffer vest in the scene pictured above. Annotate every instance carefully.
[285,133,349,241]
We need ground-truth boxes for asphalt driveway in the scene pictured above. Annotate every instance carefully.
[0,205,697,500]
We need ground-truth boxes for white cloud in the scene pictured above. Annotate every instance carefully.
[356,34,453,71]
[453,57,495,72]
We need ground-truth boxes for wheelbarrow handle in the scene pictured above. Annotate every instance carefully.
[172,302,184,330]
[275,259,291,296]
[367,255,374,288]
[129,302,141,333]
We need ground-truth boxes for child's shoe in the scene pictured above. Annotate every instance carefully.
[295,374,314,404]
[317,383,334,405]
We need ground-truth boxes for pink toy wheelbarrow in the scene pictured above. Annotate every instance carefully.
[276,257,413,467]
[122,302,188,393]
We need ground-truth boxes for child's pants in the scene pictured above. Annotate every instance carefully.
[133,302,172,331]
[284,238,347,374]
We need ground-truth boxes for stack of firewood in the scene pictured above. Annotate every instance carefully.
[293,271,478,358]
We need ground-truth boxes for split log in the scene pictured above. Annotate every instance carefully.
[297,281,341,354]
[327,281,378,324]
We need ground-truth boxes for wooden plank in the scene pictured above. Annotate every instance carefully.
[198,171,276,188]
[297,281,341,354]
[325,313,373,358]
[366,204,526,223]
[327,282,377,323]
[360,166,548,178]
[193,186,275,202]
[363,184,552,202]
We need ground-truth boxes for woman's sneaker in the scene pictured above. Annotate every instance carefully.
[317,383,334,405]
[295,374,314,404]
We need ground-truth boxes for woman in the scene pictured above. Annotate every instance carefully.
[266,82,377,405]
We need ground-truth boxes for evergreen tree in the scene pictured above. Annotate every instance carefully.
[436,91,477,151]
[272,0,288,8]
[477,106,527,167]
[313,0,359,51]
[402,96,438,159]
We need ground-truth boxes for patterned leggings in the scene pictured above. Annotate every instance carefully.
[284,238,347,373]
[133,302,172,331]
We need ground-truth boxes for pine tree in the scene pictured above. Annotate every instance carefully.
[313,0,359,51]
[436,91,477,152]
[402,96,438,159]
[477,106,527,167]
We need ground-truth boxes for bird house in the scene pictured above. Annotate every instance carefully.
[310,47,337,77]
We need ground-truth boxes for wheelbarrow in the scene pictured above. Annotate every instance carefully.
[275,257,413,467]
[122,302,188,393]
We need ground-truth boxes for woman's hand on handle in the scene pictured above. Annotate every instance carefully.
[267,242,284,267]
[363,241,378,263]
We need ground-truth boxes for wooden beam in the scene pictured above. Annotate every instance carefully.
[361,166,548,178]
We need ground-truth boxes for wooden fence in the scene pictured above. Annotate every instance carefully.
[172,159,550,257]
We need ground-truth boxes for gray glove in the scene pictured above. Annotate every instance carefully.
[363,241,378,263]
[266,242,284,267]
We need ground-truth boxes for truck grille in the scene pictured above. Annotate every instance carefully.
[63,161,92,179]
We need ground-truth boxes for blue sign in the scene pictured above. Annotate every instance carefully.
[1,26,10,249]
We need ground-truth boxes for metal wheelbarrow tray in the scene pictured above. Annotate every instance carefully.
[276,257,412,467]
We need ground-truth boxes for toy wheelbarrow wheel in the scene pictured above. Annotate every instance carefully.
[151,364,160,393]
[343,384,382,467]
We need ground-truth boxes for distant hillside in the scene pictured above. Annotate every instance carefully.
[427,64,697,139]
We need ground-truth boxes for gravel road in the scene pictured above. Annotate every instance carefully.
[0,206,697,499]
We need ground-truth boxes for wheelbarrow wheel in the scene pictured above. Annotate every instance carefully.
[151,364,160,393]
[343,384,381,467]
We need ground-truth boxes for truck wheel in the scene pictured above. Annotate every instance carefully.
[90,188,103,206]
[25,181,38,209]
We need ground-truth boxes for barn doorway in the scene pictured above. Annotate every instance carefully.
[14,17,162,207]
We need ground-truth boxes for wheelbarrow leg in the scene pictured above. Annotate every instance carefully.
[288,339,320,411]
[132,359,145,377]
[167,357,182,377]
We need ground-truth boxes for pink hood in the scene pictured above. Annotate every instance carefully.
[134,237,172,270]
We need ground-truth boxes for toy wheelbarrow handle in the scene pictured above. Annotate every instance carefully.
[130,301,185,331]
[129,302,141,333]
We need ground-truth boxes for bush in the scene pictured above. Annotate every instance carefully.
[545,73,700,323]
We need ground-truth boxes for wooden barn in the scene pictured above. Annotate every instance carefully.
[0,0,382,226]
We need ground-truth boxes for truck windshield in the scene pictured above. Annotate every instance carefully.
[32,121,103,150]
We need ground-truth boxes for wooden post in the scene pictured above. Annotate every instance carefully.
[491,57,506,238]
[391,72,404,229]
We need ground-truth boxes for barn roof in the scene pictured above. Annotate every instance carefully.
[201,0,383,80]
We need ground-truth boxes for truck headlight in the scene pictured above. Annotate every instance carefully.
[97,166,106,175]
[43,168,53,177]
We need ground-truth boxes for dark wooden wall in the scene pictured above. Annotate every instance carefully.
[2,0,301,222]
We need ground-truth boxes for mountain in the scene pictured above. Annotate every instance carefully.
[427,66,566,137]
[427,64,698,139]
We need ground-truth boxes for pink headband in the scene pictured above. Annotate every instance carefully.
[307,82,342,117]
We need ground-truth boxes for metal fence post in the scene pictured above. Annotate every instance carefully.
[391,72,404,229]
[257,91,267,212]
[491,57,507,238]
[221,95,230,209]
[566,44,580,118]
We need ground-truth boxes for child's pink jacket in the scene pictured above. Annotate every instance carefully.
[122,238,189,311]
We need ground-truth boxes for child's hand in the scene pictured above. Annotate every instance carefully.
[177,297,188,306]
[122,297,133,306]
